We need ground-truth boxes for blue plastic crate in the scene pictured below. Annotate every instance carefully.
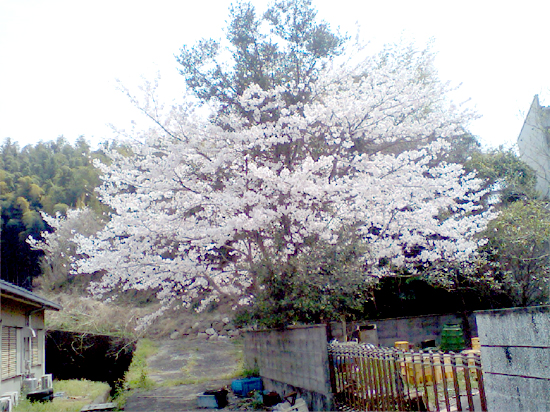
[197,390,228,409]
[231,377,263,396]
[198,394,218,409]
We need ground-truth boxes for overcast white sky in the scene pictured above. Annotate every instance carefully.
[1,0,549,149]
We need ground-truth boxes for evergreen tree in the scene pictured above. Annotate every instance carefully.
[0,137,105,289]
[176,0,346,122]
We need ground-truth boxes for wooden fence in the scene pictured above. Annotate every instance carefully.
[328,342,487,411]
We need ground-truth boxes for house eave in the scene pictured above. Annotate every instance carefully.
[0,280,62,311]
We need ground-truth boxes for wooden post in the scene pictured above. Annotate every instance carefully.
[341,315,347,342]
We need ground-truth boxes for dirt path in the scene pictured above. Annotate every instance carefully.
[124,336,246,411]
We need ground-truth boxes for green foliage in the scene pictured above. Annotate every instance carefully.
[113,339,160,410]
[236,238,373,327]
[241,365,260,378]
[460,146,549,307]
[113,339,157,410]
[482,199,550,306]
[247,391,266,409]
[124,339,159,390]
[425,198,550,310]
[0,136,107,288]
[176,0,346,120]
[465,146,537,205]
[0,137,106,215]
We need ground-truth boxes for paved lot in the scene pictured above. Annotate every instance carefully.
[124,337,244,411]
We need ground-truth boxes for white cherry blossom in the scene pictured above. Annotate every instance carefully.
[39,45,496,317]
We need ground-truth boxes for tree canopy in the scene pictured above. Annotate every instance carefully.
[482,200,550,306]
[7,1,546,324]
[0,136,105,289]
[58,0,496,326]
[23,1,506,328]
[177,0,346,122]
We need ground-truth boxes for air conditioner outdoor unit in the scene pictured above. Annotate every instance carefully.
[0,397,12,412]
[41,374,53,390]
[6,393,16,407]
[22,377,38,392]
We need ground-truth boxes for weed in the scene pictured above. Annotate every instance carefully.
[248,390,265,409]
[134,338,159,360]
[124,339,159,391]
[113,339,159,409]
[42,291,158,339]
[53,379,109,399]
[160,376,212,386]
[180,353,199,376]
[241,366,260,378]
[14,379,110,412]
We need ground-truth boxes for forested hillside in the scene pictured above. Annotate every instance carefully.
[0,136,105,289]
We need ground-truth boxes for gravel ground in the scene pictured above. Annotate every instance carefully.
[124,336,248,412]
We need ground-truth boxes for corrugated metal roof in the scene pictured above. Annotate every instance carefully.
[0,280,62,311]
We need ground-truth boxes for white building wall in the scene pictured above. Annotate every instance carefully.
[0,300,47,398]
[518,95,550,198]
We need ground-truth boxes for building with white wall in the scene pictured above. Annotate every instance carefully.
[517,95,550,198]
[0,280,61,406]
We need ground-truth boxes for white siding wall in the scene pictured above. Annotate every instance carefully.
[0,299,47,397]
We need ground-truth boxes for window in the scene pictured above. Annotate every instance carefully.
[31,332,41,367]
[2,326,18,379]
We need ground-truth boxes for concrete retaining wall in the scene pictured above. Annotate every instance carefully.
[475,305,550,412]
[244,325,333,411]
[46,330,135,392]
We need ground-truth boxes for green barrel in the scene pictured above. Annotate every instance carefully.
[440,324,465,352]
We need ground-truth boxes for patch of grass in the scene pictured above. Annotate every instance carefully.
[160,368,245,388]
[124,338,159,390]
[220,369,246,380]
[180,353,199,376]
[53,379,109,399]
[160,376,212,387]
[113,338,159,409]
[158,342,244,389]
[227,340,246,376]
[133,338,159,360]
[14,379,110,412]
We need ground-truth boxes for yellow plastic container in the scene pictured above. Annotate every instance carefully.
[443,354,454,379]
[394,341,409,350]
[404,354,443,384]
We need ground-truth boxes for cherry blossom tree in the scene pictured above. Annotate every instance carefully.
[27,208,105,291]
[61,42,495,325]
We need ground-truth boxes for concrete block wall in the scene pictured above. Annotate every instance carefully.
[330,313,477,348]
[476,305,550,412]
[517,95,550,198]
[244,325,333,411]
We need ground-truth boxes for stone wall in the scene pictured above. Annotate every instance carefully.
[244,325,333,411]
[475,305,550,412]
